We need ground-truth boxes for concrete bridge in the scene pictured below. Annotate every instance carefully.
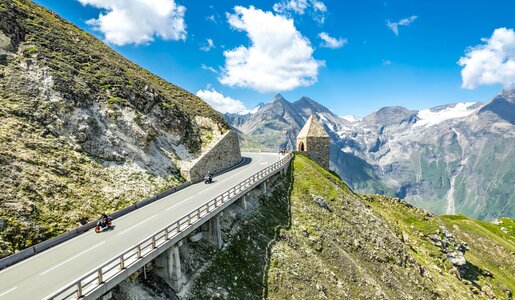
[0,152,292,300]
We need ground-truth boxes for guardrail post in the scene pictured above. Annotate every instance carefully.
[120,255,125,270]
[152,236,156,249]
[136,245,142,259]
[77,281,83,298]
[97,268,104,284]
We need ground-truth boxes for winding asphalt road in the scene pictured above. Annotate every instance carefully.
[0,152,281,300]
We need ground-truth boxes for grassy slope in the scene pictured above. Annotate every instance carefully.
[0,0,226,133]
[266,155,434,299]
[367,196,515,299]
[0,0,227,257]
[184,155,514,299]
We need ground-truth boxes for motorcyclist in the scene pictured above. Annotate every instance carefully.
[204,171,213,183]
[99,213,109,226]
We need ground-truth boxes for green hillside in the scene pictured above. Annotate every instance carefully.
[184,155,515,299]
[0,0,228,258]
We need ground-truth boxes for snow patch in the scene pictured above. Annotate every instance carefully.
[414,102,478,128]
[317,113,335,131]
[238,104,263,115]
[339,115,361,123]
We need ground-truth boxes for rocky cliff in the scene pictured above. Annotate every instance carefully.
[0,0,229,257]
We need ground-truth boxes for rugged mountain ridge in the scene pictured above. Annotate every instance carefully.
[225,91,515,220]
[0,0,228,257]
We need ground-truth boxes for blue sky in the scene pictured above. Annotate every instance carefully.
[33,0,515,116]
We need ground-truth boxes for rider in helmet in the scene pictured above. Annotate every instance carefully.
[100,213,109,225]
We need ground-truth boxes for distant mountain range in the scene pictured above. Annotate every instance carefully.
[225,90,515,220]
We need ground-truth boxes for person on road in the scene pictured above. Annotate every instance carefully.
[99,213,109,225]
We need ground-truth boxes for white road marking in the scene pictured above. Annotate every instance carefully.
[166,196,194,211]
[39,242,105,275]
[0,286,17,297]
[116,215,157,236]
[0,154,284,299]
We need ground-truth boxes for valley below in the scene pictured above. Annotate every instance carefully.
[226,91,515,221]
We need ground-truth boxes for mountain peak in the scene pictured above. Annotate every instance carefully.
[273,93,286,102]
[293,96,335,117]
[364,106,417,126]
[499,88,515,103]
[478,89,515,124]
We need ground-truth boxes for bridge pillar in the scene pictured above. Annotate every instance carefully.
[261,180,267,194]
[154,244,184,291]
[237,194,248,210]
[206,213,223,249]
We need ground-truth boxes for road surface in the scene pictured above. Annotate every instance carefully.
[0,153,281,300]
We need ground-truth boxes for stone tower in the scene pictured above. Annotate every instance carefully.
[296,115,330,169]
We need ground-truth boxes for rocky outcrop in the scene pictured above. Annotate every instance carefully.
[427,227,469,270]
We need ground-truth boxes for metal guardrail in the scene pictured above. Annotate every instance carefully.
[47,152,292,300]
[0,158,247,271]
[241,148,288,153]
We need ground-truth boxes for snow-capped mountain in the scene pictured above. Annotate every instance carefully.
[413,102,481,128]
[225,90,515,220]
[340,115,361,123]
[238,102,265,115]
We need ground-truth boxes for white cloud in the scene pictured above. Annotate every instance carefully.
[206,14,217,23]
[273,0,327,23]
[220,6,323,93]
[201,64,218,74]
[200,38,215,51]
[319,32,347,49]
[311,0,327,23]
[458,28,515,89]
[273,0,309,15]
[77,0,186,46]
[386,15,417,36]
[312,0,327,12]
[196,89,247,114]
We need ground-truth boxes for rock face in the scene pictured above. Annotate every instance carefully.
[226,91,515,220]
[185,130,241,181]
[0,0,228,257]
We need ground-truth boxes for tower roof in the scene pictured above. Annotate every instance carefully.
[297,115,329,138]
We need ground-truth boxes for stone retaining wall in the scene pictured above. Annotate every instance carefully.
[186,130,241,181]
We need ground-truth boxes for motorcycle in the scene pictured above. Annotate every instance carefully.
[95,217,112,233]
[204,174,213,184]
